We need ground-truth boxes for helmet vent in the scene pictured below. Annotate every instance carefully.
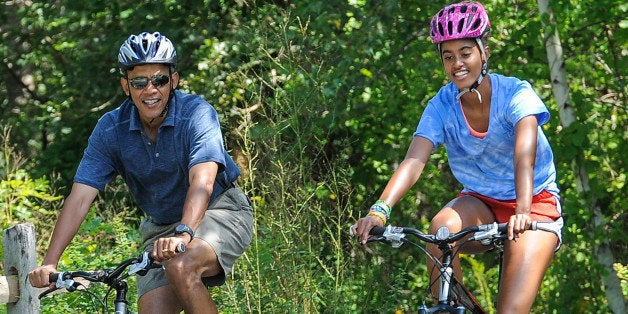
[457,19,465,33]
[471,18,482,31]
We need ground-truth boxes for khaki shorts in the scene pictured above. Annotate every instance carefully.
[137,186,254,298]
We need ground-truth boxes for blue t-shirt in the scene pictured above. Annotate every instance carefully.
[74,90,241,224]
[414,73,559,200]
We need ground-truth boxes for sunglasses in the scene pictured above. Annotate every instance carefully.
[128,74,170,90]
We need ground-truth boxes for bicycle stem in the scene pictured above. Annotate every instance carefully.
[438,252,453,304]
[113,280,129,314]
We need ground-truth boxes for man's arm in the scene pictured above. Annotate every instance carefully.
[179,161,219,237]
[152,161,219,260]
[29,182,99,287]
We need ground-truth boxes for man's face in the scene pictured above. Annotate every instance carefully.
[121,64,179,125]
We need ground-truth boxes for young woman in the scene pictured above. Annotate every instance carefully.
[351,2,563,312]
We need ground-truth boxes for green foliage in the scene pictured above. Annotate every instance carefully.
[38,208,141,314]
[0,0,625,313]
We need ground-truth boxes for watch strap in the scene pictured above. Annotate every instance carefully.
[174,224,195,243]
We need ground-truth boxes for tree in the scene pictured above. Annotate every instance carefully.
[537,0,626,312]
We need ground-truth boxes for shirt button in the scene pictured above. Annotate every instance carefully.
[148,142,151,145]
[155,153,160,157]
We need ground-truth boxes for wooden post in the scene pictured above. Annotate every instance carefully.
[2,223,39,313]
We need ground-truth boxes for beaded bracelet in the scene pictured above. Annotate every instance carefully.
[368,200,392,224]
[370,200,391,218]
[367,210,387,225]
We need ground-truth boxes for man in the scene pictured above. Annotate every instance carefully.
[29,32,254,313]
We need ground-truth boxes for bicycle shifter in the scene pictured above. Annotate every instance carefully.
[383,225,405,248]
[470,222,500,245]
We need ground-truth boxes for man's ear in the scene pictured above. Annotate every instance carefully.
[171,72,180,89]
[120,77,130,96]
[484,45,491,60]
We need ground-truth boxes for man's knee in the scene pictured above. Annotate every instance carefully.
[163,255,200,283]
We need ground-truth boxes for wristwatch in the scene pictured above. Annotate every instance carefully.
[174,224,195,243]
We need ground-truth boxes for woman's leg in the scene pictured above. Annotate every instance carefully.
[497,228,557,313]
[427,195,495,298]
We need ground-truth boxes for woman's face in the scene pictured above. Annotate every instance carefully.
[121,64,179,125]
[440,39,489,90]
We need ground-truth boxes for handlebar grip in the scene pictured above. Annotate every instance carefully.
[49,273,59,282]
[369,226,387,236]
[496,223,508,233]
[176,242,186,253]
[495,222,538,234]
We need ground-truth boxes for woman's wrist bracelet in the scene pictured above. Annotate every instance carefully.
[367,211,387,225]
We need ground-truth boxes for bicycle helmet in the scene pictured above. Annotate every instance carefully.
[429,2,491,103]
[429,1,490,44]
[118,32,177,72]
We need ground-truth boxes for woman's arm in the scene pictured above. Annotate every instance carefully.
[353,136,433,243]
[510,115,539,239]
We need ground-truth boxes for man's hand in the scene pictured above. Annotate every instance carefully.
[29,264,57,288]
[152,236,187,262]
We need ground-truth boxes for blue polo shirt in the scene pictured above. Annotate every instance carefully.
[414,73,559,200]
[74,90,240,224]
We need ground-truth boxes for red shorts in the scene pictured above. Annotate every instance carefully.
[459,190,560,223]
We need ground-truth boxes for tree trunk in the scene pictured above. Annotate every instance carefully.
[536,1,626,313]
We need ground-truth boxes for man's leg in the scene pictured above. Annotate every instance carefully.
[162,238,221,314]
[138,284,183,314]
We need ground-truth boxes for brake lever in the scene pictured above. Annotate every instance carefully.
[38,286,58,299]
[128,252,153,275]
[365,236,386,244]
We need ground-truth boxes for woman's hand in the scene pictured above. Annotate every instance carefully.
[508,213,532,240]
[351,215,384,245]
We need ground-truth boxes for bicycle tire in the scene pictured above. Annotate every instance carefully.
[449,276,486,314]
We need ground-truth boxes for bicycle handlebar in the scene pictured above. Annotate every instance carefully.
[368,221,547,248]
[41,243,185,299]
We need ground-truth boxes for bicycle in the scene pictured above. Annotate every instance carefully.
[364,221,554,313]
[38,243,185,314]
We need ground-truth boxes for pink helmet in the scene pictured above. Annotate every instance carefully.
[430,2,491,44]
